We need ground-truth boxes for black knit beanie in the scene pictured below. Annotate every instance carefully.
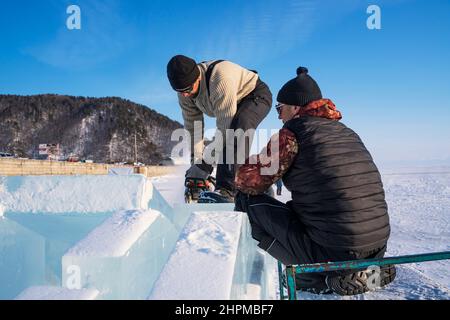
[167,55,200,90]
[277,67,322,106]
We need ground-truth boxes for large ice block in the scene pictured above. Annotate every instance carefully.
[3,212,111,285]
[15,286,99,300]
[255,248,278,300]
[1,173,277,300]
[229,211,257,300]
[148,208,259,300]
[0,218,46,300]
[0,175,153,215]
[170,203,235,232]
[0,174,156,289]
[148,186,178,227]
[62,209,180,299]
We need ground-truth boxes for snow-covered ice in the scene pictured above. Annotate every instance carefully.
[62,208,181,300]
[15,286,99,300]
[0,164,449,300]
[65,209,161,257]
[275,166,450,300]
[0,175,153,214]
[149,210,248,300]
[149,165,450,300]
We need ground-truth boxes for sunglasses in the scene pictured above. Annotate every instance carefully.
[275,103,284,115]
[175,83,195,94]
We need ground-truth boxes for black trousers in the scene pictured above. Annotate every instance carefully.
[215,79,272,191]
[235,192,387,273]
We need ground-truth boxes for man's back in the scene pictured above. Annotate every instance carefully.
[283,116,390,250]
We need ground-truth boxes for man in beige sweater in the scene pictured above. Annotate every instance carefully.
[167,55,272,202]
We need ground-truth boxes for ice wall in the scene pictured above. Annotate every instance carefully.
[0,219,45,299]
[62,209,181,300]
[0,174,157,299]
[148,206,266,300]
[0,175,153,214]
[1,174,276,300]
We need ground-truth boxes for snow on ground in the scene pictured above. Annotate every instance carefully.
[152,165,450,300]
[383,169,450,289]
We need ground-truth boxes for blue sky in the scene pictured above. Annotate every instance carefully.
[1,0,449,165]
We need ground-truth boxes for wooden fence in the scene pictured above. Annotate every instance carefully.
[0,158,175,178]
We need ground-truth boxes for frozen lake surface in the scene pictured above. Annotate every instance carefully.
[0,165,449,300]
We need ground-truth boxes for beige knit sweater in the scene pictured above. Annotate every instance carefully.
[178,60,259,164]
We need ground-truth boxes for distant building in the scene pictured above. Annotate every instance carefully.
[38,144,61,160]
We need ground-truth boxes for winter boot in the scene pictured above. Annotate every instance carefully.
[325,264,396,296]
[282,272,333,295]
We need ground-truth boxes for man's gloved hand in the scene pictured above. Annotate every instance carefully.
[185,162,214,180]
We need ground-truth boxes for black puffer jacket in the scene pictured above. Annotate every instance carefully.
[283,116,390,250]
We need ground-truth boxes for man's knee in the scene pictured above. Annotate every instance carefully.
[262,238,299,265]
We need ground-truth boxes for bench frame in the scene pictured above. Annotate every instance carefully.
[278,251,450,300]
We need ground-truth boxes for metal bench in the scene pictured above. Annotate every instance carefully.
[278,251,450,300]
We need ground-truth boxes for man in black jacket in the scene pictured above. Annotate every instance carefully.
[235,67,396,295]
